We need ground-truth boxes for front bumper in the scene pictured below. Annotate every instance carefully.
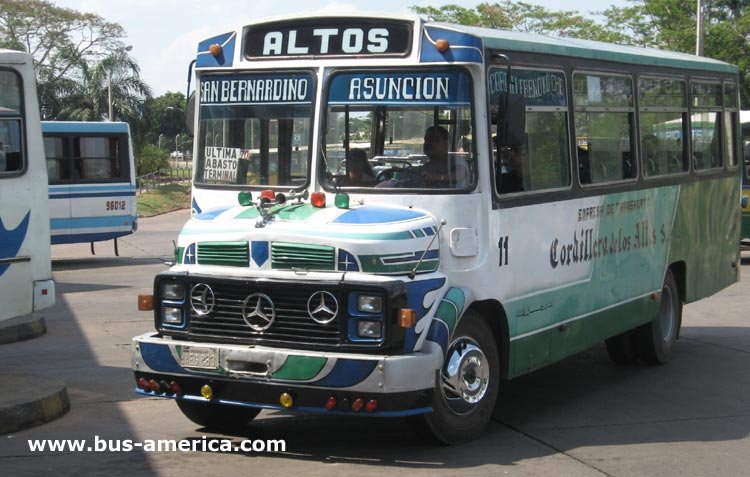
[131,332,442,416]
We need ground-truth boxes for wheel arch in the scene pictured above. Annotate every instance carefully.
[466,299,510,379]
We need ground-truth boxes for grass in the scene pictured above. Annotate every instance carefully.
[136,183,191,217]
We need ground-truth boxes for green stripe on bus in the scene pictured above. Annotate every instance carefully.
[271,356,327,381]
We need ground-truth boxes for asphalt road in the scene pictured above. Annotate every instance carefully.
[1,209,748,477]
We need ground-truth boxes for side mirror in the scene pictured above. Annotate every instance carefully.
[496,93,525,148]
[185,92,195,136]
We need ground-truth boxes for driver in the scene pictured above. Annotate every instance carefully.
[420,126,467,187]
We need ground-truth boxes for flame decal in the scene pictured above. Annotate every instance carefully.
[0,211,31,277]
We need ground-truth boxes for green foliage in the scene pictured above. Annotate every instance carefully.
[137,143,169,175]
[142,92,191,152]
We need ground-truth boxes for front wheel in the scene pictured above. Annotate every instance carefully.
[176,399,260,431]
[419,310,500,445]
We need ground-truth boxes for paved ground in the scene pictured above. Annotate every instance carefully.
[0,208,748,477]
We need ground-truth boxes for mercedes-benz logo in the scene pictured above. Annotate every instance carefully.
[307,291,338,324]
[242,293,276,331]
[190,283,215,316]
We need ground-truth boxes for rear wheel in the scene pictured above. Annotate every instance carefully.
[633,270,682,364]
[176,400,260,431]
[419,310,499,445]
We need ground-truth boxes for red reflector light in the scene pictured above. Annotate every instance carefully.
[260,189,275,201]
[311,192,326,208]
[42,288,48,296]
[147,379,161,393]
[351,398,364,412]
[325,396,337,411]
[365,399,378,413]
[137,377,150,391]
[169,381,182,395]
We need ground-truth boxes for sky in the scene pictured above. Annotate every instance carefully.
[52,0,632,96]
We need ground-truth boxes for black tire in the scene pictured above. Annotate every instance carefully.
[605,331,637,365]
[418,310,500,445]
[176,399,260,431]
[633,269,682,365]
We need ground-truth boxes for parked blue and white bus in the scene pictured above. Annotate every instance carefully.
[0,49,55,323]
[43,121,137,254]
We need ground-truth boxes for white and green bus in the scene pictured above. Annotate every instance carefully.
[131,14,742,444]
[0,49,55,324]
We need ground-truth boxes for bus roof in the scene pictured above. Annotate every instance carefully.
[438,23,738,75]
[41,121,130,134]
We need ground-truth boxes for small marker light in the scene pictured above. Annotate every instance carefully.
[398,308,418,328]
[365,399,378,413]
[159,380,171,393]
[209,43,222,57]
[169,381,182,395]
[311,192,326,208]
[238,191,253,206]
[334,193,349,209]
[279,392,294,409]
[137,377,150,391]
[200,384,213,400]
[435,39,450,53]
[325,396,337,411]
[351,398,364,412]
[138,294,153,311]
[148,379,161,393]
[260,189,275,201]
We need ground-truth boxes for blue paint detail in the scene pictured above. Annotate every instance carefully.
[420,26,484,64]
[191,197,203,215]
[423,227,435,236]
[42,121,129,134]
[311,359,378,388]
[194,206,231,221]
[183,243,196,264]
[196,31,235,68]
[332,206,427,225]
[140,343,185,374]
[49,184,134,193]
[403,278,447,352]
[49,191,135,199]
[328,71,473,105]
[50,215,134,230]
[337,249,359,271]
[51,230,133,245]
[426,320,450,356]
[135,390,432,417]
[0,211,30,277]
[251,241,269,267]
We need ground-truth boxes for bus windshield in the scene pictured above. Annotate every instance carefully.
[195,72,314,189]
[321,69,475,191]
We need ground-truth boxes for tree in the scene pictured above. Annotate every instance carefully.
[142,92,189,146]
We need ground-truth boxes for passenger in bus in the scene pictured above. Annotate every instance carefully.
[498,144,525,193]
[420,125,467,187]
[343,148,376,186]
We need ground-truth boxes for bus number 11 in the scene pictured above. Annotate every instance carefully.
[498,236,509,267]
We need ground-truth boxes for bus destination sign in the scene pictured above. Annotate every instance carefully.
[243,19,412,59]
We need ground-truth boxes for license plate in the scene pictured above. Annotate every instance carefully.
[180,346,219,370]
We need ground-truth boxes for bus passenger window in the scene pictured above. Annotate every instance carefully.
[691,81,723,171]
[574,73,636,184]
[639,77,688,177]
[0,119,23,174]
[489,68,570,194]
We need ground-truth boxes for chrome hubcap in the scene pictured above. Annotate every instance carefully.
[440,337,489,415]
[658,285,676,343]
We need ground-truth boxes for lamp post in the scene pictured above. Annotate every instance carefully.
[158,133,164,150]
[108,45,133,121]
